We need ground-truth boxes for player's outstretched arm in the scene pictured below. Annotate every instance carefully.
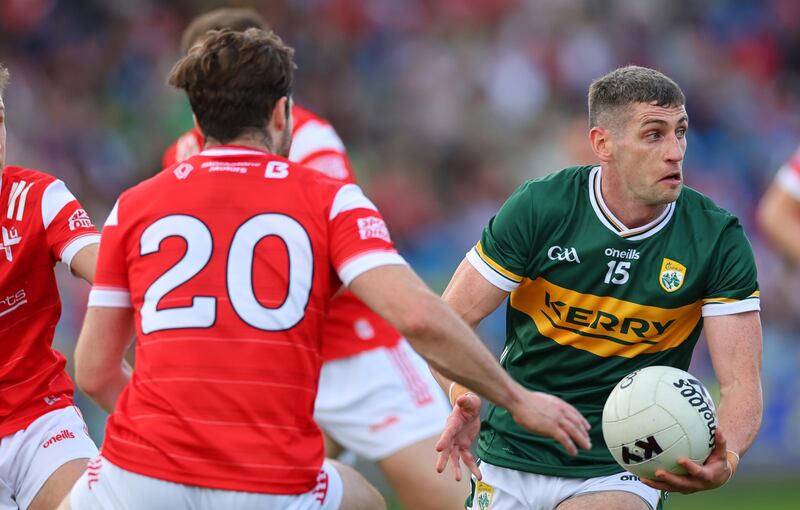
[348,263,591,456]
[642,311,763,494]
[74,307,135,413]
[757,184,800,265]
[69,243,98,284]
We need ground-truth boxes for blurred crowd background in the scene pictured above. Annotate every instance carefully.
[2,0,800,506]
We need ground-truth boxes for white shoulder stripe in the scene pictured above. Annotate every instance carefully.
[338,251,407,286]
[330,184,377,220]
[105,200,120,227]
[701,298,760,317]
[290,121,346,163]
[465,248,520,292]
[88,288,133,308]
[776,165,800,201]
[41,180,77,229]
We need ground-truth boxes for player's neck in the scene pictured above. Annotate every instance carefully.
[205,133,276,155]
[599,168,667,229]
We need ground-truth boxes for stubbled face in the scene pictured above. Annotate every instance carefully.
[0,98,6,169]
[611,101,688,206]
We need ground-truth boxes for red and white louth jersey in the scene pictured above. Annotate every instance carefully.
[776,145,800,201]
[89,146,405,494]
[0,166,99,438]
[163,105,402,360]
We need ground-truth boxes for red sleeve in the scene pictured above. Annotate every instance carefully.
[290,120,356,183]
[87,199,132,308]
[40,179,100,267]
[327,184,406,285]
[162,142,179,169]
[163,128,203,168]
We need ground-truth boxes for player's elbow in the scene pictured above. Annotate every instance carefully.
[393,309,439,340]
[74,357,113,400]
[75,367,104,399]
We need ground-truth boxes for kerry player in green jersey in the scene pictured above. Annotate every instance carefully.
[433,66,763,510]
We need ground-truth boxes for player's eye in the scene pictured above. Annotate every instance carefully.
[676,128,687,138]
[645,131,660,140]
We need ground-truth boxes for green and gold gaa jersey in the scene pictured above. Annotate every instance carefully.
[467,165,759,478]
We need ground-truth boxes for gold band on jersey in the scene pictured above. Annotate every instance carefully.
[702,290,760,305]
[510,277,702,358]
[475,241,523,283]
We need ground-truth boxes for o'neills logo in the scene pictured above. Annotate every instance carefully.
[42,429,76,448]
[605,248,640,260]
[673,378,717,448]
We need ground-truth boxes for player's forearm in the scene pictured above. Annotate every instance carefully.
[717,377,763,457]
[77,360,132,413]
[403,296,523,411]
[761,219,800,265]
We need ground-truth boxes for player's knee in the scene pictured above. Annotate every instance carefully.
[330,459,386,510]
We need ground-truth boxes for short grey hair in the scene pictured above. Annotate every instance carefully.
[588,65,685,128]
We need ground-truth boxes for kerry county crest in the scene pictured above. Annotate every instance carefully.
[476,480,494,510]
[659,258,686,293]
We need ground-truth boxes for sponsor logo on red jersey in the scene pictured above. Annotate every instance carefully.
[0,226,21,262]
[42,428,76,448]
[173,163,194,180]
[0,288,27,316]
[357,217,390,242]
[68,209,94,230]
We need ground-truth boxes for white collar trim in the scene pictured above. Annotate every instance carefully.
[587,166,675,241]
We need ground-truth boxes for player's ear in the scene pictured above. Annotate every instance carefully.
[589,126,613,163]
[269,96,290,133]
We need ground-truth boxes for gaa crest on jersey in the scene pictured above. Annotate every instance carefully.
[659,258,686,293]
[475,480,494,509]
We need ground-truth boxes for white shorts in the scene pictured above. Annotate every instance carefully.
[70,457,344,510]
[314,339,450,460]
[0,406,98,510]
[467,461,662,510]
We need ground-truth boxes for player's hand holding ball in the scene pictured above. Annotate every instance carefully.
[603,366,736,493]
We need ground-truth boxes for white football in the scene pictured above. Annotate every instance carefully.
[602,366,717,479]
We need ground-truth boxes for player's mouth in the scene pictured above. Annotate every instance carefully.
[659,171,682,185]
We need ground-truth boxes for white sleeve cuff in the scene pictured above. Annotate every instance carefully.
[465,247,520,292]
[60,233,101,267]
[88,288,132,308]
[701,298,760,317]
[338,251,407,286]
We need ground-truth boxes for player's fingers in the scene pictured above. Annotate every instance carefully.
[561,404,591,433]
[553,429,578,456]
[676,458,707,479]
[450,452,463,482]
[639,477,671,492]
[434,427,455,453]
[654,469,703,492]
[435,450,449,473]
[461,450,482,481]
[561,417,592,450]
